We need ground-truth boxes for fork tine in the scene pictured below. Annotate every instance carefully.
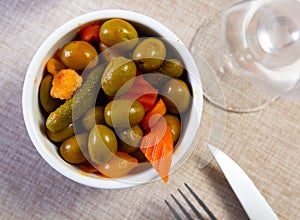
[178,188,206,220]
[170,194,193,220]
[164,199,183,220]
[184,183,217,220]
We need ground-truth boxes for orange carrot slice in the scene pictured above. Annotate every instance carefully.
[140,120,173,183]
[140,98,166,131]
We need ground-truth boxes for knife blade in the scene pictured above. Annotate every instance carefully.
[208,144,279,220]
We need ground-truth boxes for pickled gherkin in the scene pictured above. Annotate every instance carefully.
[46,64,105,132]
[46,98,73,133]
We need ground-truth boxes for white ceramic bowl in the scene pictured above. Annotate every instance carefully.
[22,10,203,189]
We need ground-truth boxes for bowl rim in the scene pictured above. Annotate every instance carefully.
[22,9,203,189]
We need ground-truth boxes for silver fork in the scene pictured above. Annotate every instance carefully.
[165,183,217,220]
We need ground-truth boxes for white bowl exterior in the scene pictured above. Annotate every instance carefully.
[22,10,203,188]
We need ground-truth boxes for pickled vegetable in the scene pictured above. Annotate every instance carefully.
[81,106,105,130]
[140,98,166,130]
[99,18,138,50]
[46,98,73,132]
[39,18,192,182]
[39,74,62,113]
[161,79,190,114]
[60,41,98,71]
[47,123,74,142]
[158,59,184,78]
[50,69,82,100]
[104,99,145,128]
[80,22,101,45]
[46,64,105,132]
[88,124,117,164]
[133,38,166,72]
[101,56,137,97]
[118,125,143,153]
[60,134,88,164]
[120,75,158,112]
[140,120,173,183]
[163,114,181,143]
[46,58,66,75]
[96,152,138,178]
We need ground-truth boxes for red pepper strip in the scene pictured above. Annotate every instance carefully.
[121,75,158,112]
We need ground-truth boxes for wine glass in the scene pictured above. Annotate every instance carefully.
[190,0,300,113]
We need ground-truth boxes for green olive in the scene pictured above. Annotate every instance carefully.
[104,99,145,128]
[118,125,143,153]
[161,79,191,114]
[158,59,184,78]
[60,41,98,71]
[88,124,117,164]
[47,123,74,142]
[99,18,138,50]
[81,106,105,130]
[163,114,181,143]
[39,74,62,113]
[96,152,138,178]
[101,56,137,97]
[133,38,166,72]
[143,72,169,88]
[60,134,88,164]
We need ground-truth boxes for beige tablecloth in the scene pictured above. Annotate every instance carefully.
[1,0,299,219]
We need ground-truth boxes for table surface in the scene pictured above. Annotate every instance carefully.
[1,0,299,219]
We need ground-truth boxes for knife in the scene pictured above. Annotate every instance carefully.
[208,144,279,220]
